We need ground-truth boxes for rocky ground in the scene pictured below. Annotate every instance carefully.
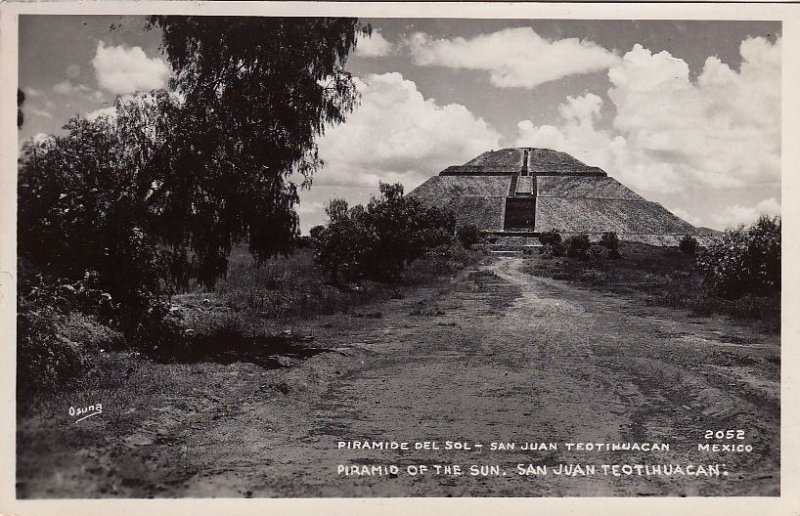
[17,257,779,497]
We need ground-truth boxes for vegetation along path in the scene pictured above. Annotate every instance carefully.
[17,256,779,497]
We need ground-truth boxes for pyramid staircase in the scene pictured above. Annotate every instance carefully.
[503,149,536,231]
[491,150,540,254]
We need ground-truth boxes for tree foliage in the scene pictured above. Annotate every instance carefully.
[679,234,699,255]
[312,183,456,283]
[456,224,482,249]
[538,230,562,246]
[19,93,186,334]
[565,234,591,259]
[18,17,367,344]
[697,215,781,299]
[144,16,368,273]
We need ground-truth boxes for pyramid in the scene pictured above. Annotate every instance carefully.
[409,147,708,245]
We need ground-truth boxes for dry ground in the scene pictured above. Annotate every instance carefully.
[17,256,779,497]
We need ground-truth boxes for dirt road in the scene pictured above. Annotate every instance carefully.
[17,257,780,497]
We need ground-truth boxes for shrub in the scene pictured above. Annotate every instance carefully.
[599,232,620,251]
[456,224,482,249]
[696,215,780,299]
[312,183,456,283]
[679,234,699,255]
[295,235,313,249]
[565,234,591,259]
[17,282,90,394]
[579,269,607,286]
[539,243,565,258]
[538,230,562,246]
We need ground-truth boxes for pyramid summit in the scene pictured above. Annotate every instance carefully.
[409,147,708,245]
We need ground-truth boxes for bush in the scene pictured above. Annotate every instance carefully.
[696,215,780,299]
[679,234,699,255]
[599,232,620,251]
[456,224,482,249]
[539,243,565,258]
[579,269,607,286]
[538,230,562,246]
[17,282,90,394]
[312,183,456,283]
[565,234,591,259]
[295,235,313,249]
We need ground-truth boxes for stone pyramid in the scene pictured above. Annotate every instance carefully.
[409,147,706,245]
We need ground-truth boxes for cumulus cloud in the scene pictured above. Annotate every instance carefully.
[356,30,393,57]
[711,197,781,229]
[53,80,105,102]
[315,72,501,189]
[92,42,171,95]
[515,37,781,197]
[607,40,780,189]
[406,27,620,89]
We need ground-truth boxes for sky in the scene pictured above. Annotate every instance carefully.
[18,16,782,232]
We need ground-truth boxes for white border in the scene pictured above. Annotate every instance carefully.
[1,3,798,515]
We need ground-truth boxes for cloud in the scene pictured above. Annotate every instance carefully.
[406,27,620,89]
[356,30,393,57]
[66,64,82,79]
[53,80,92,95]
[711,197,781,229]
[24,87,43,98]
[515,37,781,197]
[671,208,703,227]
[85,106,117,122]
[92,42,171,95]
[315,72,501,189]
[296,201,324,216]
[27,106,53,118]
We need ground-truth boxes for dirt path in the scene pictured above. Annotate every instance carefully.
[17,257,780,497]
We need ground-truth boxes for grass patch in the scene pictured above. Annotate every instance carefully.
[210,246,480,323]
[524,242,779,333]
[19,243,482,402]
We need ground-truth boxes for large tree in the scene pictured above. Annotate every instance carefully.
[18,17,368,335]
[144,16,367,280]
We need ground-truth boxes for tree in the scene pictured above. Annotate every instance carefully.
[18,92,184,335]
[456,224,482,249]
[144,16,368,276]
[565,234,591,259]
[538,230,562,246]
[18,17,368,340]
[679,234,698,255]
[312,183,456,283]
[311,199,371,283]
[697,215,780,298]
